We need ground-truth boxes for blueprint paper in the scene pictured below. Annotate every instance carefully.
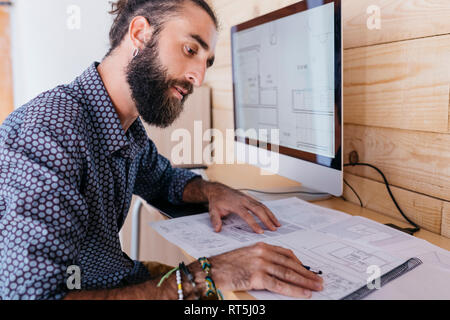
[150,197,439,300]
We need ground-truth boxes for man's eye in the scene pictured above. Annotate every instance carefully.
[185,45,197,56]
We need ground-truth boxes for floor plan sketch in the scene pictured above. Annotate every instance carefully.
[252,233,401,300]
[310,242,390,273]
[317,272,360,300]
[292,88,334,113]
[318,216,413,248]
[220,214,304,243]
[269,23,277,46]
[157,218,231,253]
[265,196,349,230]
[236,47,260,106]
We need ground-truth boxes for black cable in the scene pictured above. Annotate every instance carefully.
[344,162,420,233]
[344,178,363,207]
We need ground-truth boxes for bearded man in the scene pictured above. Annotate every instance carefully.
[0,0,323,300]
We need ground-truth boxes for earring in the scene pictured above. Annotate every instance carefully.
[132,48,139,58]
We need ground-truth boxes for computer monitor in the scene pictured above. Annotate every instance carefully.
[231,0,342,198]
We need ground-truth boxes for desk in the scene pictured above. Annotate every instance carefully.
[142,164,450,300]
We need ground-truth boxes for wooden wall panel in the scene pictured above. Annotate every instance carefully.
[442,202,450,238]
[343,0,450,49]
[344,124,450,202]
[343,173,442,234]
[0,7,14,124]
[344,35,450,133]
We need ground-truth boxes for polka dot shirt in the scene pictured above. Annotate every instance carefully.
[0,62,199,300]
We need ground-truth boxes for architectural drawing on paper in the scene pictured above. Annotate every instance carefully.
[310,242,389,273]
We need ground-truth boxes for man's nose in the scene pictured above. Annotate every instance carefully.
[185,66,206,87]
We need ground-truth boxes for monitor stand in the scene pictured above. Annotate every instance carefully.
[242,186,332,202]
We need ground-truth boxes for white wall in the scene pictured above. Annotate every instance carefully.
[11,0,113,108]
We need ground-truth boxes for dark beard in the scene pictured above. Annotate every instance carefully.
[126,38,193,128]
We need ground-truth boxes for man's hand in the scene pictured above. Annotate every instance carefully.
[209,242,324,298]
[183,178,280,234]
[64,242,323,300]
[206,182,280,234]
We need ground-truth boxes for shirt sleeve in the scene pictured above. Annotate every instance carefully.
[0,123,89,300]
[133,139,200,205]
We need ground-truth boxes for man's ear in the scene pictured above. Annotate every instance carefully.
[129,16,154,50]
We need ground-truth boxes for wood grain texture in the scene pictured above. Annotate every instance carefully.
[344,124,450,202]
[206,163,301,190]
[442,202,450,238]
[0,7,14,124]
[343,0,450,49]
[344,35,450,133]
[343,173,442,234]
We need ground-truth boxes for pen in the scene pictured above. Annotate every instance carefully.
[303,265,323,275]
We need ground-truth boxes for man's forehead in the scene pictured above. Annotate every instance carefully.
[165,3,218,50]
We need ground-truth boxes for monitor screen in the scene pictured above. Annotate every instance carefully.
[231,0,342,171]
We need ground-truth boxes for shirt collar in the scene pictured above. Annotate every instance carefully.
[75,62,148,157]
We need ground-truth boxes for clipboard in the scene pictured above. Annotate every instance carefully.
[342,258,423,300]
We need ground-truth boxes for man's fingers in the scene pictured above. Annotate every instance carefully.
[271,244,301,263]
[235,207,264,234]
[272,252,322,282]
[265,260,323,292]
[247,204,277,231]
[257,202,281,227]
[263,244,323,282]
[245,198,281,228]
[209,209,223,232]
[246,202,279,232]
[261,274,313,299]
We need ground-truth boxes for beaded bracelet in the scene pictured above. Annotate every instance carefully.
[179,262,201,300]
[176,269,183,300]
[179,262,197,287]
[198,257,224,300]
